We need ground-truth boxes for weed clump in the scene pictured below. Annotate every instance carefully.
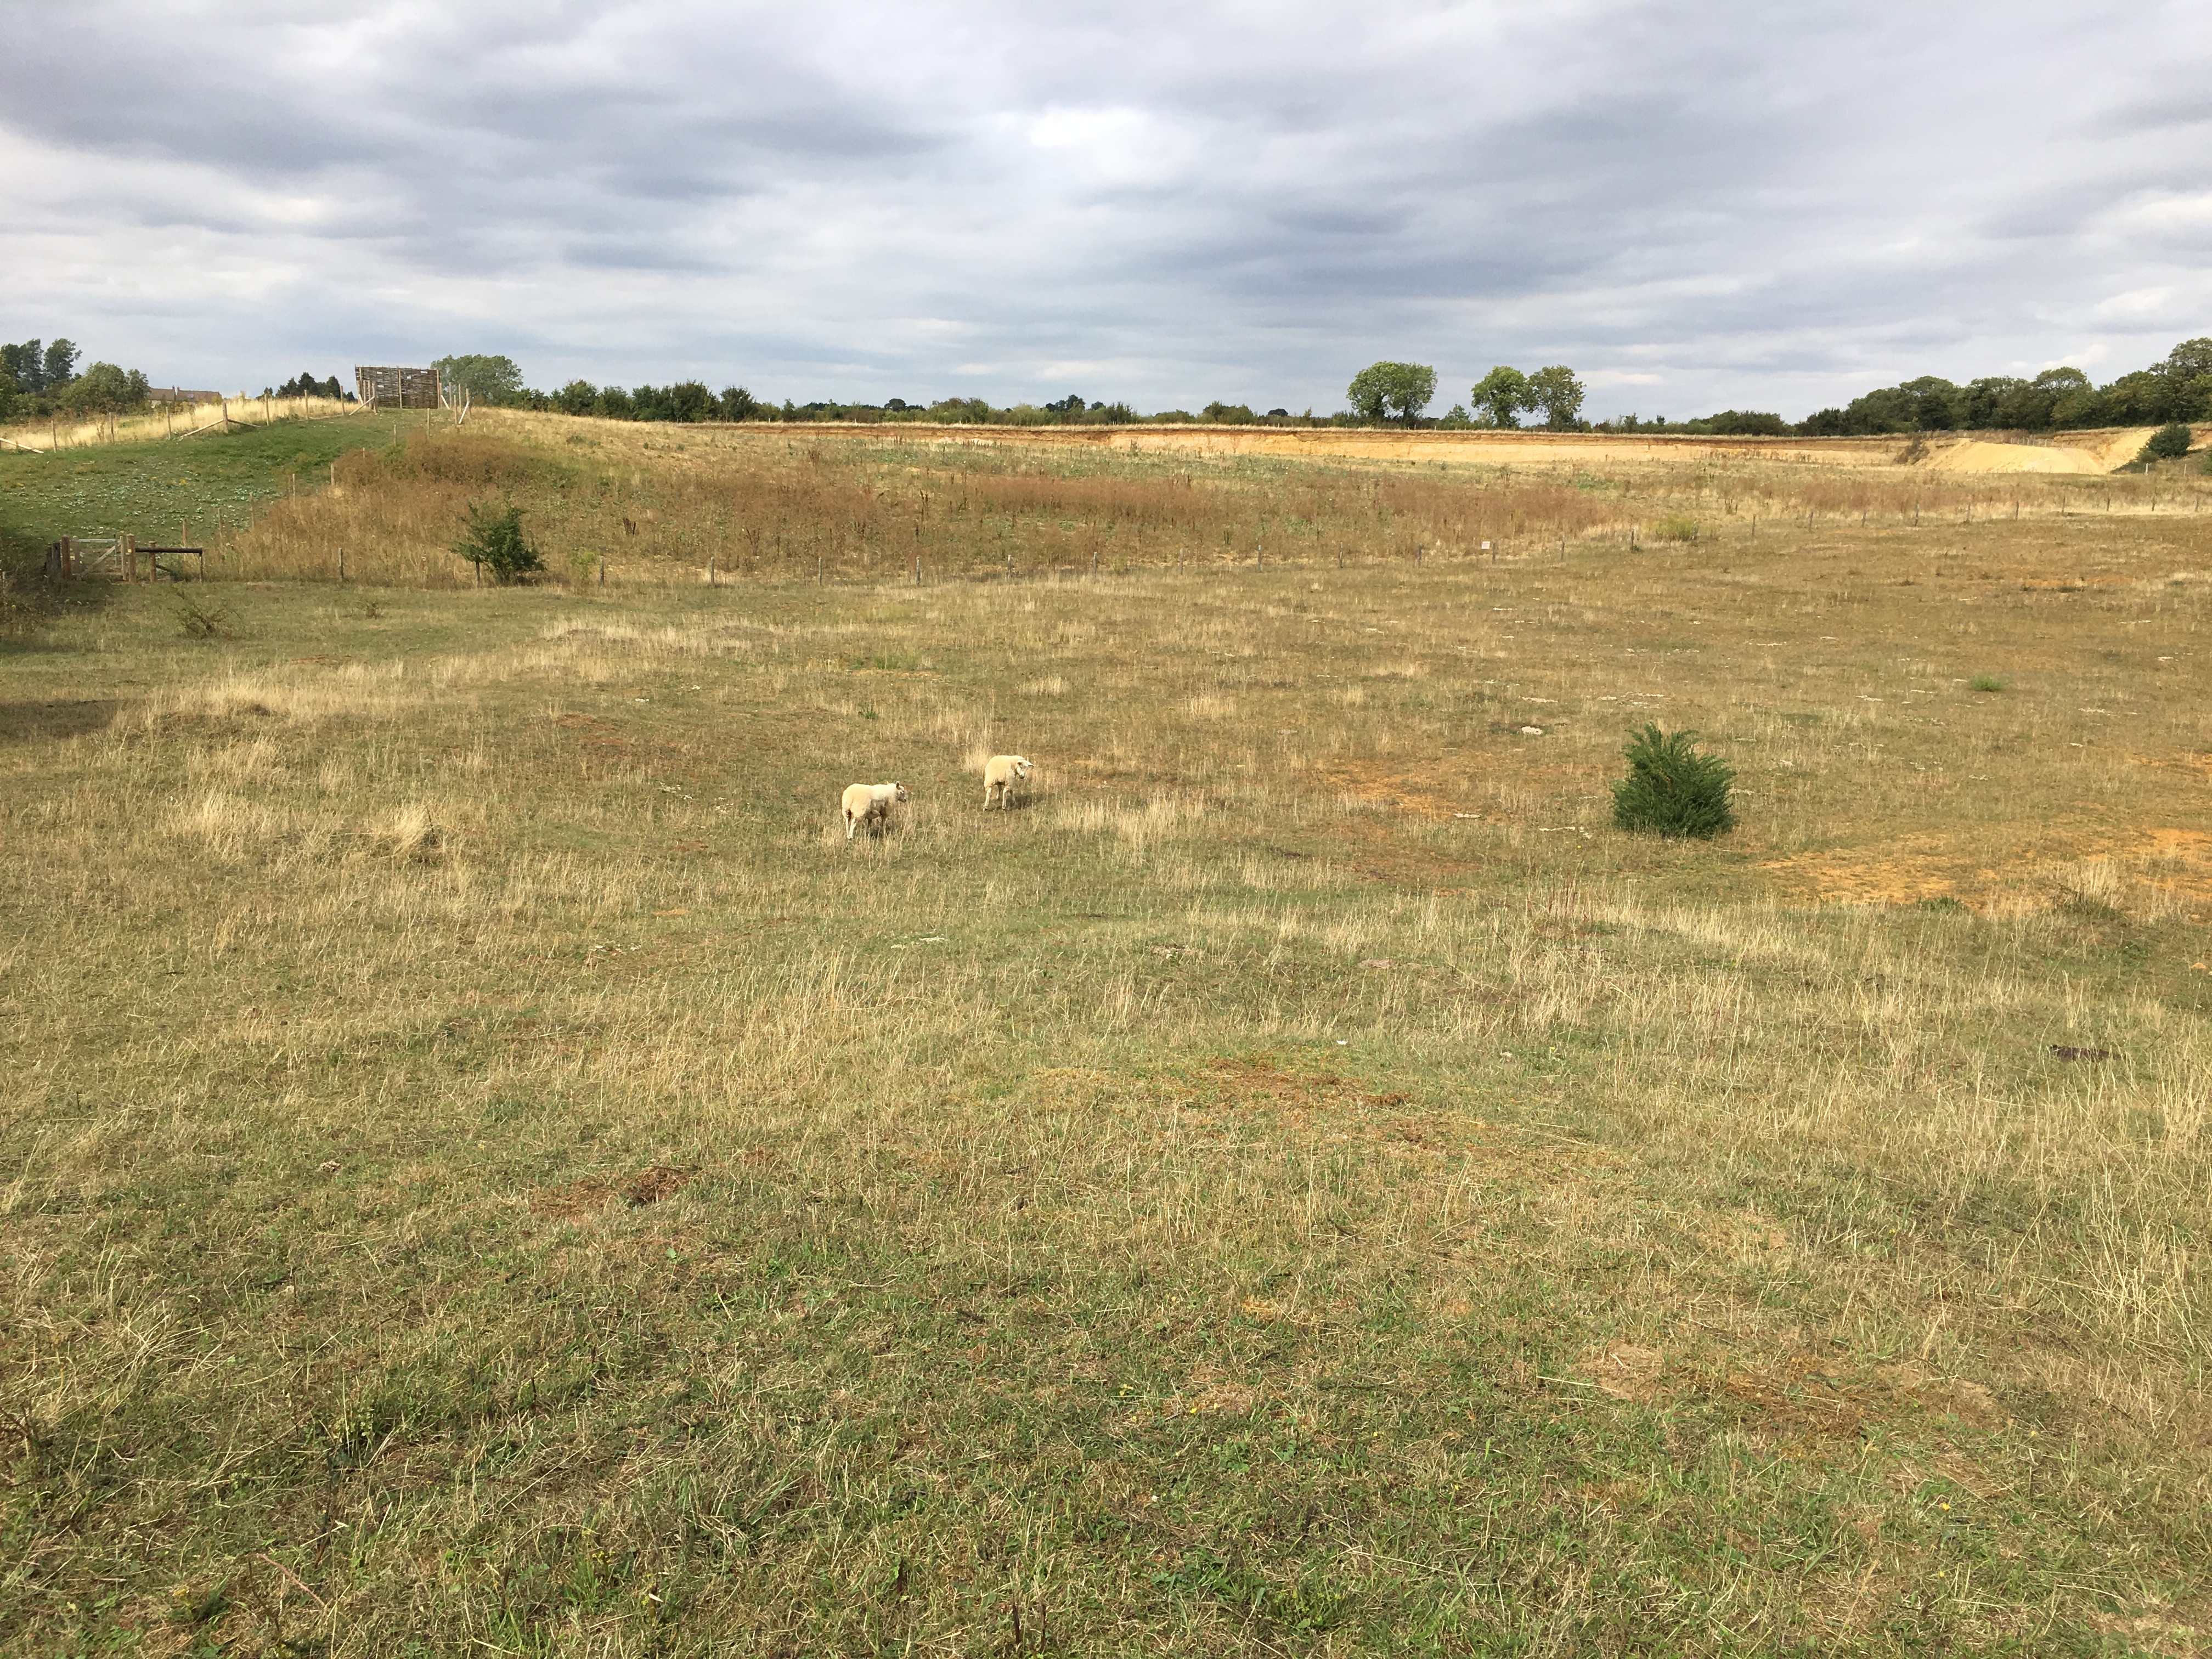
[1652,514,1699,542]
[1969,674,2004,692]
[453,500,543,584]
[1611,723,1735,839]
[170,596,234,639]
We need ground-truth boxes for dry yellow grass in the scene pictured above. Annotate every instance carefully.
[2,392,371,454]
[3,417,2209,1653]
[199,408,2212,594]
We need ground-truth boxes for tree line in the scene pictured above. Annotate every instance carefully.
[0,338,157,422]
[0,335,360,424]
[1793,340,2211,436]
[12,335,2205,438]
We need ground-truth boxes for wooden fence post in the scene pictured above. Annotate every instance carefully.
[125,535,137,583]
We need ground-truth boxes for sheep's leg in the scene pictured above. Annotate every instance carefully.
[845,812,856,840]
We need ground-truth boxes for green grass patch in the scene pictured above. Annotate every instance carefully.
[0,409,432,569]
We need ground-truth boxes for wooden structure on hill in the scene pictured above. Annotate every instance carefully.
[354,366,442,410]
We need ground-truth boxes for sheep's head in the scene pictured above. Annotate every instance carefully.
[1014,758,1035,778]
[893,783,911,802]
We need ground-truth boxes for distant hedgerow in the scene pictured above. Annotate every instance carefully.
[453,500,543,583]
[1611,724,1735,839]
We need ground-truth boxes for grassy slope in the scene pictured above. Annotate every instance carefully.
[0,412,433,571]
[2,466,2209,1654]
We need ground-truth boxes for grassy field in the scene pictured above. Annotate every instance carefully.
[3,419,2210,1655]
[0,410,439,573]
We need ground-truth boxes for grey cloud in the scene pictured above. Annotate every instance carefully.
[3,1,2209,415]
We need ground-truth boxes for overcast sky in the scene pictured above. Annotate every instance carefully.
[4,1,2209,419]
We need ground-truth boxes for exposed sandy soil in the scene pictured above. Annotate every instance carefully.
[1927,427,2163,475]
[1762,823,2212,917]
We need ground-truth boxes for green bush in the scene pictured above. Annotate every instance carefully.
[1611,724,1735,839]
[1969,674,2003,692]
[2141,422,2193,463]
[1652,514,1699,542]
[453,501,544,584]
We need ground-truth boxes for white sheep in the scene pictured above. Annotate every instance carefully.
[841,781,910,840]
[981,754,1035,811]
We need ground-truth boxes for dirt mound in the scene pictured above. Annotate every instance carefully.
[1926,428,2156,475]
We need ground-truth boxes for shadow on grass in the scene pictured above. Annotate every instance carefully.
[0,697,123,741]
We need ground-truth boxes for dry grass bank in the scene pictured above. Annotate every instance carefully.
[205,409,2212,591]
[2,435,2209,1654]
[1,392,370,454]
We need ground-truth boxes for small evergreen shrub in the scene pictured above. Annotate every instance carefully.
[1611,724,1735,839]
[2140,422,2193,464]
[453,501,544,583]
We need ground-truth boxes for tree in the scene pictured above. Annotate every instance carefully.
[1470,366,1530,428]
[433,354,528,407]
[1611,725,1735,839]
[42,339,79,390]
[2034,366,2097,430]
[2,340,44,392]
[2140,422,2194,463]
[2155,337,2212,422]
[2098,370,2166,426]
[1526,365,1585,430]
[59,362,147,414]
[1703,410,1790,436]
[552,380,598,415]
[718,385,759,421]
[1346,362,1437,424]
